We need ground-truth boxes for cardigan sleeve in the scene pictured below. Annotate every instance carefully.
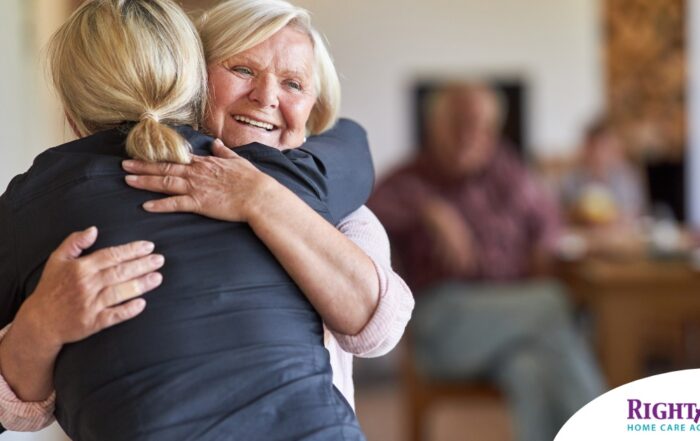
[330,206,414,357]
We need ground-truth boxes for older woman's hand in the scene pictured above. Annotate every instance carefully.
[0,227,164,401]
[123,140,379,335]
[16,226,164,350]
[122,140,278,222]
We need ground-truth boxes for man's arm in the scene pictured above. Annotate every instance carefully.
[522,171,563,276]
[369,167,436,237]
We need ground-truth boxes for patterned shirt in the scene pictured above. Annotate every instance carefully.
[369,146,561,292]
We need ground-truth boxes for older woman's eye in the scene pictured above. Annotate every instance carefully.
[231,66,254,76]
[286,80,303,91]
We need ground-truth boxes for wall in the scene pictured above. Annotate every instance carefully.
[0,1,72,439]
[0,0,28,190]
[294,0,604,173]
[0,0,70,190]
[1,0,604,181]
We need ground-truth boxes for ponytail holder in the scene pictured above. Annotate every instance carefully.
[139,111,160,123]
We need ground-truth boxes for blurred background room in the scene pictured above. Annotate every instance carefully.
[2,0,700,440]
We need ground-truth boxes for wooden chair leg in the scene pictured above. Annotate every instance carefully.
[406,390,426,441]
[402,337,504,441]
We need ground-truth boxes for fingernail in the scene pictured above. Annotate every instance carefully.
[125,175,138,183]
[143,201,154,210]
[148,272,163,285]
[85,226,97,234]
[150,254,164,265]
[142,241,155,252]
[122,160,135,169]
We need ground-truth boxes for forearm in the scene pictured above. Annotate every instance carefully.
[0,308,60,402]
[327,206,414,356]
[0,230,159,430]
[0,323,57,432]
[332,256,414,357]
[247,180,379,335]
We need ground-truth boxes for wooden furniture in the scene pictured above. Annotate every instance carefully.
[401,337,503,441]
[559,256,700,387]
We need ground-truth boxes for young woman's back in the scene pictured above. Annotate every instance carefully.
[1,123,369,440]
[0,0,369,438]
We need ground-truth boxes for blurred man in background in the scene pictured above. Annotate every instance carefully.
[369,83,604,441]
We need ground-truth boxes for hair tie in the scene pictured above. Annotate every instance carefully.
[140,111,160,123]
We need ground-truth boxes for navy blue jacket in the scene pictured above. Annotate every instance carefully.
[0,121,371,440]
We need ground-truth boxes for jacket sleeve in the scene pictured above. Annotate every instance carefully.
[0,192,54,432]
[296,119,375,223]
[0,194,23,329]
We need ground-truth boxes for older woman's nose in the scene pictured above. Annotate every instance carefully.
[249,76,279,108]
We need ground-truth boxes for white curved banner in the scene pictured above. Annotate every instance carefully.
[556,370,700,440]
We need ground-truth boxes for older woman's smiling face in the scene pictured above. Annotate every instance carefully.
[204,26,318,150]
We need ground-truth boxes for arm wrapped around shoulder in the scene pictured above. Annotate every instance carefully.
[299,118,375,221]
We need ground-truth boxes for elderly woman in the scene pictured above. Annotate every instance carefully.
[138,0,413,413]
[123,0,412,411]
[0,0,413,439]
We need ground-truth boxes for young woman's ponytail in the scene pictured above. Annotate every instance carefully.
[48,0,207,164]
[126,111,192,164]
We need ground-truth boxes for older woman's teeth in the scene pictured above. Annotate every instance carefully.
[234,115,274,131]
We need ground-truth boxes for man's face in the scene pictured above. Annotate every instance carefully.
[428,87,500,177]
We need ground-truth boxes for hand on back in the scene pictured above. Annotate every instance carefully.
[15,227,163,351]
[122,139,278,223]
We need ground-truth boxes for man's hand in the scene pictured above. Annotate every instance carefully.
[421,197,478,276]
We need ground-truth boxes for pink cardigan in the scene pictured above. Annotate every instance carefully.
[0,205,414,431]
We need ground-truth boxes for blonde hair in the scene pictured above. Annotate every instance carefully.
[48,0,208,163]
[197,0,340,134]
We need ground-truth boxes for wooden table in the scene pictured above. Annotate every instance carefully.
[559,257,700,388]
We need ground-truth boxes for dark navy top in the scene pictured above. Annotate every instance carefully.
[0,121,372,440]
